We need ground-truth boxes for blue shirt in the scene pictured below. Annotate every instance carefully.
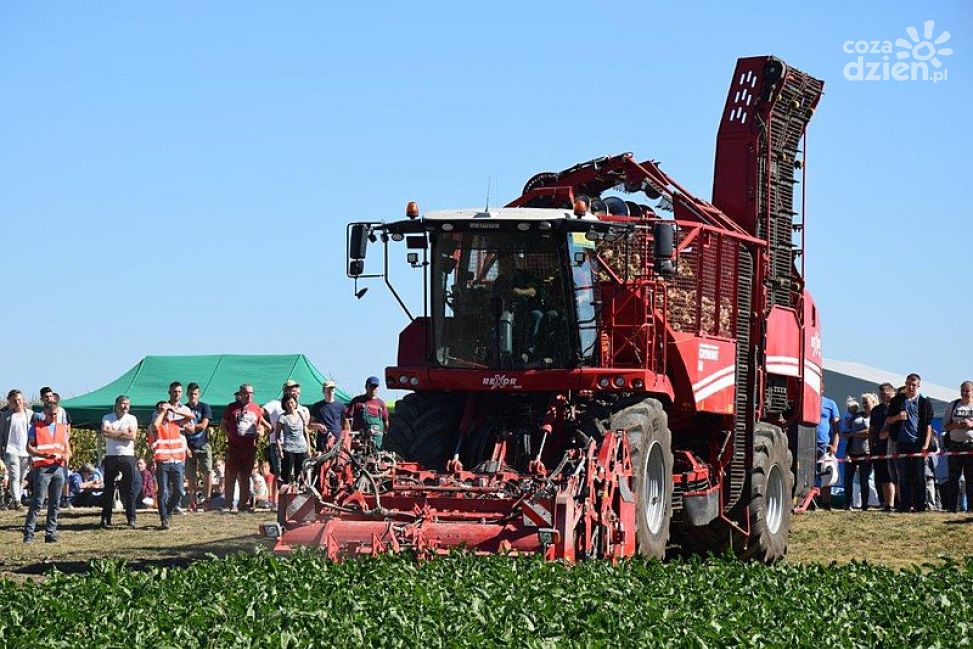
[311,399,346,437]
[184,401,213,449]
[899,396,920,443]
[817,397,840,446]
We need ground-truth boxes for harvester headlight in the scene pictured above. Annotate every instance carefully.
[517,222,531,231]
[391,232,405,242]
[409,377,419,386]
[537,528,558,546]
[386,376,395,387]
[399,375,410,385]
[259,523,281,539]
[632,379,644,389]
[613,376,626,388]
[598,377,611,389]
[441,223,454,231]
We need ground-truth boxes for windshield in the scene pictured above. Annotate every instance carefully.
[431,229,598,370]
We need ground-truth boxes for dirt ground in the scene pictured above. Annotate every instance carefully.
[0,506,275,579]
[787,508,973,569]
[1,506,971,579]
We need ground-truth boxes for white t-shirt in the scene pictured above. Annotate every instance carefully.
[251,473,269,500]
[102,412,139,457]
[263,400,283,443]
[947,400,973,444]
[5,411,30,457]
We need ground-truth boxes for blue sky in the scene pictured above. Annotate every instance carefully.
[1,1,970,403]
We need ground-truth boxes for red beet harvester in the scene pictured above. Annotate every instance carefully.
[266,56,825,563]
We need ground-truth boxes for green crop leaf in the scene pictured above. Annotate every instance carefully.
[1,552,972,645]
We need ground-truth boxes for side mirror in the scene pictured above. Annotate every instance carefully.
[652,221,675,278]
[349,224,369,260]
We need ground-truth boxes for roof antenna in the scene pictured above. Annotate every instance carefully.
[484,175,492,212]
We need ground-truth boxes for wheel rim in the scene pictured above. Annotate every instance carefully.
[766,464,784,535]
[643,441,666,535]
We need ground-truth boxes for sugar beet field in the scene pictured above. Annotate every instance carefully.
[1,509,972,646]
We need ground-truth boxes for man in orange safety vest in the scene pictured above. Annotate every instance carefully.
[23,394,72,544]
[148,400,193,530]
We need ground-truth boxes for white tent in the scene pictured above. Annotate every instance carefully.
[824,359,957,418]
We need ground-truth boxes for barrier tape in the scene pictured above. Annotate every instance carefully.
[827,448,973,464]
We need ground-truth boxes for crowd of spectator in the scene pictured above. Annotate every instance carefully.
[2,371,970,544]
[0,375,389,543]
[817,374,973,513]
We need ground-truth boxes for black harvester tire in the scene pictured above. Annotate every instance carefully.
[736,423,793,563]
[676,422,793,563]
[608,396,673,560]
[384,392,464,471]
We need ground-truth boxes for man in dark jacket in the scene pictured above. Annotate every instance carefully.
[886,373,935,512]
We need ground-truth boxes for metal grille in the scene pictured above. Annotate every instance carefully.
[666,229,738,337]
[718,238,738,338]
[668,238,698,333]
[595,227,654,282]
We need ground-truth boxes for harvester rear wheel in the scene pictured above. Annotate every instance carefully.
[608,397,673,560]
[384,392,464,471]
[675,422,793,563]
[736,423,792,563]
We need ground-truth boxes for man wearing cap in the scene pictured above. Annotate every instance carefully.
[345,377,389,450]
[310,380,346,452]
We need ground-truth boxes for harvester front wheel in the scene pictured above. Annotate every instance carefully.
[737,423,793,563]
[608,397,673,560]
[384,392,464,471]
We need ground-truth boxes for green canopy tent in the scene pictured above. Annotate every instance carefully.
[61,354,352,427]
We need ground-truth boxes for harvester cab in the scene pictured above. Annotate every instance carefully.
[271,55,825,564]
[349,207,639,372]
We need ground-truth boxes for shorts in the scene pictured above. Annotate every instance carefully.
[886,439,899,484]
[186,445,213,488]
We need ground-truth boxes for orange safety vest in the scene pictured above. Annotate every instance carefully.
[151,420,187,463]
[32,422,69,468]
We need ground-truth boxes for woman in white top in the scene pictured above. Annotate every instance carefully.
[274,396,311,486]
